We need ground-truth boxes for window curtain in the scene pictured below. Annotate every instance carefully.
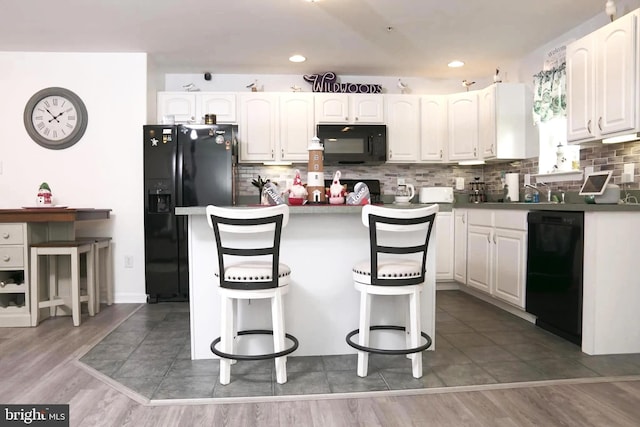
[532,63,566,124]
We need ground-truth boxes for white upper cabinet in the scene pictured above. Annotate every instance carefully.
[238,92,313,163]
[479,83,538,160]
[420,96,448,162]
[567,10,639,143]
[385,95,420,162]
[279,93,314,162]
[238,93,279,162]
[157,92,198,123]
[315,93,384,123]
[157,92,237,124]
[448,91,479,161]
[198,93,237,123]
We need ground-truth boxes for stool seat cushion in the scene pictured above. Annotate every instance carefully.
[353,259,423,285]
[215,261,291,286]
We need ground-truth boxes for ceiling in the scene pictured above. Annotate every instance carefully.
[0,0,607,80]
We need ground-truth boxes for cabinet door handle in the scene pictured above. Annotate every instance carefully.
[487,234,491,243]
[491,144,494,154]
[473,147,477,157]
[0,281,5,288]
[462,215,465,224]
[587,119,592,134]
[493,234,496,244]
[271,149,274,159]
[355,117,359,121]
[389,150,392,159]
[345,116,349,121]
[440,149,443,159]
[598,117,603,131]
[281,148,284,158]
[2,233,9,239]
[2,255,9,262]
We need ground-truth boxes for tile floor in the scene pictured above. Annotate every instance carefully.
[79,290,640,400]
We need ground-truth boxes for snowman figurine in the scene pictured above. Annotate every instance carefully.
[327,171,346,205]
[36,182,53,206]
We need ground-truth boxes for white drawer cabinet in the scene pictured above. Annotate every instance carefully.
[465,210,527,308]
[0,223,31,326]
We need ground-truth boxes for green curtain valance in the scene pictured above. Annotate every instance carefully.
[532,63,566,124]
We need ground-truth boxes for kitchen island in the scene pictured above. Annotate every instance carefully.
[177,205,437,360]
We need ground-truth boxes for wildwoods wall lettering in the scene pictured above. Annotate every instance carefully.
[303,72,382,93]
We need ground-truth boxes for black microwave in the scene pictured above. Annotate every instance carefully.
[317,124,387,165]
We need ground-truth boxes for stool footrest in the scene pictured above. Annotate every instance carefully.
[211,329,299,361]
[345,325,432,355]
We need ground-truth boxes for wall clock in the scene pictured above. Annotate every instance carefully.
[23,87,88,149]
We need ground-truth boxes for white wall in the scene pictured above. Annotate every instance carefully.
[0,52,148,303]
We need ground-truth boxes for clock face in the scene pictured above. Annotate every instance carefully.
[24,87,88,149]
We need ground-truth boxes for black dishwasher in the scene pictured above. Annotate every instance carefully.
[526,211,584,345]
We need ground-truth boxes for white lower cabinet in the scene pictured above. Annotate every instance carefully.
[453,209,467,283]
[435,212,454,280]
[0,223,30,327]
[467,212,492,293]
[465,209,527,308]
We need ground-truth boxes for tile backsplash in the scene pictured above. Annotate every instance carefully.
[238,140,640,199]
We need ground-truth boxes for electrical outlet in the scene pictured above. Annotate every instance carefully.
[524,174,531,186]
[455,177,465,190]
[124,256,134,268]
[397,177,405,185]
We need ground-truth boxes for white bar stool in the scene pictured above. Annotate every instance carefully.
[346,204,438,379]
[30,241,96,327]
[206,204,298,385]
[77,237,113,312]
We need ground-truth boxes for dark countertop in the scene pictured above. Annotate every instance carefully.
[454,202,640,212]
[175,201,640,216]
[176,203,453,216]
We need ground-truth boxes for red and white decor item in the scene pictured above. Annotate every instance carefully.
[288,169,308,206]
[327,171,346,205]
[307,136,326,204]
[36,182,53,206]
[346,182,371,205]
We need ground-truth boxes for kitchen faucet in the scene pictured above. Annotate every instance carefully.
[537,182,551,202]
[524,183,539,203]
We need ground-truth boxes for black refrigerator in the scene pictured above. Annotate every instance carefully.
[143,124,237,303]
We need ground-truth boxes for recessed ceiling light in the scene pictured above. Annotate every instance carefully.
[448,60,465,68]
[289,54,306,63]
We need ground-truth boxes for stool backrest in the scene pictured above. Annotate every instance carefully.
[206,204,289,290]
[361,204,439,286]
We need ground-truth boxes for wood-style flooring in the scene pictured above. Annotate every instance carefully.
[2,303,640,426]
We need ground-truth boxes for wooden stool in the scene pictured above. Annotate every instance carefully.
[77,237,113,312]
[30,241,96,327]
